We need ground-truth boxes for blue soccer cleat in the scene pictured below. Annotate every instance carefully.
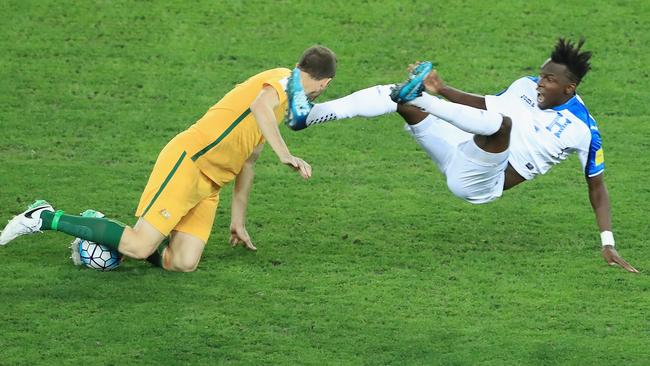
[390,61,433,104]
[284,67,313,131]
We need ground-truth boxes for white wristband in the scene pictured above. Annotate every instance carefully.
[600,231,615,247]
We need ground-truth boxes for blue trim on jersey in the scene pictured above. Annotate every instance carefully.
[551,94,579,112]
[495,88,507,96]
[553,95,604,176]
[585,116,604,176]
[526,76,539,83]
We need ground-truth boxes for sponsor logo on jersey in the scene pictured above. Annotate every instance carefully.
[160,209,171,219]
[595,148,604,165]
[520,94,535,107]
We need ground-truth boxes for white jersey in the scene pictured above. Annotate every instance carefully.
[485,77,605,180]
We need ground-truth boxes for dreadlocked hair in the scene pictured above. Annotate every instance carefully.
[550,37,592,84]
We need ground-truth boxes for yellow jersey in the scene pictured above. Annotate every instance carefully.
[182,68,290,186]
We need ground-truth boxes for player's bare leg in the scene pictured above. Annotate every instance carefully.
[471,116,512,153]
[116,217,166,259]
[0,200,170,269]
[397,104,428,125]
[162,231,206,272]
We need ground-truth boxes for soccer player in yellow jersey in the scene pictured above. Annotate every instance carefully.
[0,45,337,272]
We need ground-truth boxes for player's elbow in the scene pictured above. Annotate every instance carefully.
[498,116,512,134]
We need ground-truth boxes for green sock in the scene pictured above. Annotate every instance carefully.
[40,211,125,251]
[41,210,54,230]
[146,238,169,268]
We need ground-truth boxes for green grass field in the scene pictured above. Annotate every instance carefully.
[1,1,649,364]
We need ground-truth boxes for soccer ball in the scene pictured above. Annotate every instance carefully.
[75,238,122,271]
[70,209,122,271]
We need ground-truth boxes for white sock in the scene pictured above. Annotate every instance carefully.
[306,85,397,126]
[408,93,503,136]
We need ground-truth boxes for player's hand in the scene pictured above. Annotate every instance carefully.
[423,70,445,95]
[406,61,422,73]
[602,245,638,273]
[280,155,312,179]
[229,223,257,251]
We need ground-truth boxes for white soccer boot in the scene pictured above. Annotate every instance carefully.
[0,200,54,245]
[69,209,105,266]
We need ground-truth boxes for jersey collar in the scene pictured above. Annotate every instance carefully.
[551,94,579,111]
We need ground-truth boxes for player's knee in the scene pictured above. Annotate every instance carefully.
[497,116,512,135]
[165,252,200,272]
[167,260,199,272]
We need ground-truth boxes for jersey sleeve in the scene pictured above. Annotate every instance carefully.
[263,76,289,106]
[484,77,535,114]
[580,118,605,177]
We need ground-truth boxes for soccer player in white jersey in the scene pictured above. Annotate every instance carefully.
[285,38,637,273]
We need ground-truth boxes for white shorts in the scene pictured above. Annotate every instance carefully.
[405,115,509,204]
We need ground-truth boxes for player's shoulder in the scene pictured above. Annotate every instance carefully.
[255,67,292,80]
[558,95,596,127]
[255,68,291,91]
[248,68,290,106]
[556,95,602,145]
[515,75,539,88]
[239,68,290,86]
[493,76,537,98]
[506,75,537,85]
[497,76,537,96]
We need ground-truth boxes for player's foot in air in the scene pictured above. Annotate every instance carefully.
[390,61,433,104]
[0,200,54,245]
[285,67,314,131]
[69,209,105,265]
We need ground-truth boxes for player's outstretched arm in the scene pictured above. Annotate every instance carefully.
[587,173,639,273]
[229,144,265,251]
[250,85,312,179]
[422,69,487,110]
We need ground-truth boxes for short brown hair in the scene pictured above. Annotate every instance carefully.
[298,45,337,80]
